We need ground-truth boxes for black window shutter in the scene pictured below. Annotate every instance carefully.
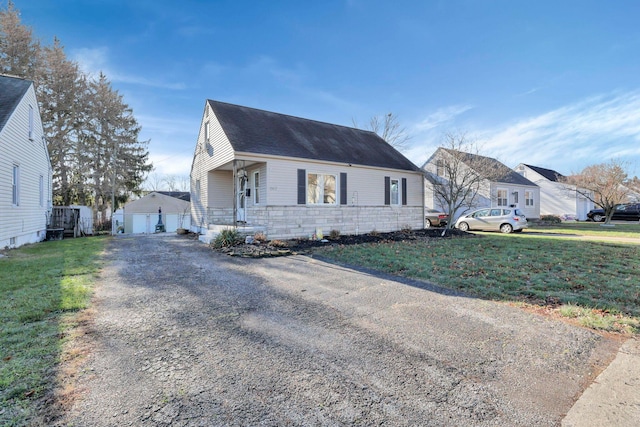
[402,178,407,205]
[297,169,306,204]
[340,173,347,205]
[384,176,390,205]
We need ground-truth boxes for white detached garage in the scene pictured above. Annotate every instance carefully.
[123,191,190,234]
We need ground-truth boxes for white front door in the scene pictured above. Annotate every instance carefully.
[237,175,247,223]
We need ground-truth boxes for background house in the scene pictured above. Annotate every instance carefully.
[423,148,540,220]
[514,164,594,221]
[0,75,53,248]
[191,100,425,241]
[122,191,190,234]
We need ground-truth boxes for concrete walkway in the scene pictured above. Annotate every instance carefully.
[563,338,640,426]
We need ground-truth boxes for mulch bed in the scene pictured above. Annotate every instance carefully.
[214,228,471,258]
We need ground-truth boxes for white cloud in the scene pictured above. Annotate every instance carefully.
[479,90,640,172]
[148,152,193,176]
[71,47,186,90]
[413,104,474,132]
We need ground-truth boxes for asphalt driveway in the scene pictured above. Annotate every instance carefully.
[58,233,621,426]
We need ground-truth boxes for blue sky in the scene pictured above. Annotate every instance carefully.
[14,0,640,179]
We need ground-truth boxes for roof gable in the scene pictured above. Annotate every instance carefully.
[0,75,32,133]
[522,164,565,182]
[156,191,191,202]
[207,100,419,172]
[438,148,537,186]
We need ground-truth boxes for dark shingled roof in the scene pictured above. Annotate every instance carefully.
[207,100,420,172]
[157,191,191,202]
[442,148,537,186]
[0,75,32,133]
[522,164,564,182]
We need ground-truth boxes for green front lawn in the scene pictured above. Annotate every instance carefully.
[0,237,107,426]
[528,221,640,238]
[314,229,640,334]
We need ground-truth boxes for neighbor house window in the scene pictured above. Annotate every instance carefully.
[307,173,336,205]
[497,189,508,207]
[12,164,20,206]
[525,191,534,206]
[436,159,445,177]
[512,191,519,204]
[39,175,44,207]
[195,179,201,200]
[253,171,260,204]
[29,105,34,140]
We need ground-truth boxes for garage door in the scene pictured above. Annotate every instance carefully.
[132,214,151,234]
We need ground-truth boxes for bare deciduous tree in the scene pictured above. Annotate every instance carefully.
[424,132,506,229]
[561,160,633,224]
[353,112,411,151]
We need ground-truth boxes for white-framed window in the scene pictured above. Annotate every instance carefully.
[204,121,210,142]
[12,164,20,206]
[512,191,519,204]
[497,189,508,206]
[39,175,44,207]
[195,178,201,200]
[390,178,400,205]
[525,191,534,206]
[307,173,336,205]
[436,159,445,177]
[29,104,34,140]
[253,171,260,204]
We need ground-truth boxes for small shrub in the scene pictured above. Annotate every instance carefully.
[369,229,380,237]
[401,224,413,233]
[213,229,242,248]
[329,229,341,240]
[254,232,267,243]
[269,240,287,248]
[540,215,562,224]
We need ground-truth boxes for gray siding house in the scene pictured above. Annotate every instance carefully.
[0,75,52,248]
[422,148,540,220]
[191,100,425,241]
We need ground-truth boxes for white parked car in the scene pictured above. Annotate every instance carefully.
[455,208,528,233]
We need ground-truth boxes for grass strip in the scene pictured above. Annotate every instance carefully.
[0,236,107,426]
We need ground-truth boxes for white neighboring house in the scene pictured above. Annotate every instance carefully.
[191,100,425,242]
[0,75,53,249]
[122,191,191,234]
[422,148,540,221]
[514,164,594,221]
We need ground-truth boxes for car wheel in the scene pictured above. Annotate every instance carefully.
[592,214,604,222]
[500,223,513,234]
[458,222,469,232]
[425,219,432,228]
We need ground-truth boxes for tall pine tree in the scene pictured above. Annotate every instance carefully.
[0,2,153,225]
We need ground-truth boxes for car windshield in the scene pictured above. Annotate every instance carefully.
[514,209,524,216]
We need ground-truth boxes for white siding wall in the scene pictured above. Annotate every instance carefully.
[208,170,233,208]
[0,84,52,248]
[262,157,423,207]
[520,167,593,220]
[190,104,235,232]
